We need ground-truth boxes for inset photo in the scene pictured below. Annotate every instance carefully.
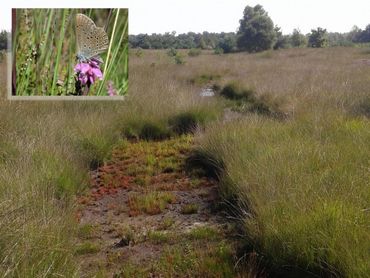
[11,8,128,98]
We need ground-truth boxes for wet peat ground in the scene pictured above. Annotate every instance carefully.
[75,136,240,277]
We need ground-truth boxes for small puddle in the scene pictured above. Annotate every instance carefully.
[200,87,215,97]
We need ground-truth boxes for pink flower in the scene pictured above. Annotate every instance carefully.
[107,80,117,96]
[74,60,103,85]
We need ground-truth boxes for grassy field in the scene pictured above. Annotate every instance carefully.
[0,47,369,276]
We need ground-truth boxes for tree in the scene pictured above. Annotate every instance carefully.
[359,24,370,42]
[328,32,353,47]
[133,34,151,49]
[273,26,291,49]
[348,26,362,43]
[290,29,307,48]
[237,5,276,52]
[308,27,328,48]
[217,33,237,53]
[348,25,370,43]
[0,30,8,50]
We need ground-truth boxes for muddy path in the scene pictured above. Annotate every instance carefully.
[75,136,239,277]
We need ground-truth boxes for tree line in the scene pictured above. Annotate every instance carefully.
[2,5,370,53]
[129,5,370,53]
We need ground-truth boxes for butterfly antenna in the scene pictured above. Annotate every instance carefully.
[104,9,113,32]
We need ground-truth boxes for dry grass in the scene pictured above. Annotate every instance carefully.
[135,48,370,116]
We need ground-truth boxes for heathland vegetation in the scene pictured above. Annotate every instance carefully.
[0,4,369,277]
[1,46,369,277]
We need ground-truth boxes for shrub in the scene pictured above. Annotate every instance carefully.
[174,53,186,65]
[308,27,328,48]
[214,47,224,55]
[188,48,201,57]
[135,47,143,57]
[257,50,274,59]
[167,48,178,57]
[290,29,307,48]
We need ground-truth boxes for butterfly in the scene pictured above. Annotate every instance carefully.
[75,13,109,63]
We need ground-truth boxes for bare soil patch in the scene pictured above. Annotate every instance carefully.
[76,136,238,277]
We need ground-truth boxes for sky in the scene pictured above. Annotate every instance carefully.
[1,0,370,35]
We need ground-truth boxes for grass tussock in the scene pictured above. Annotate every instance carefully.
[220,82,256,101]
[168,108,218,135]
[220,82,286,118]
[75,242,100,255]
[197,111,370,276]
[128,191,176,215]
[122,119,171,141]
[181,203,199,214]
[185,148,225,179]
[147,230,172,244]
[122,106,219,140]
[187,226,220,240]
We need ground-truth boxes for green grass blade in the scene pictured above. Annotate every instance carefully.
[51,9,67,95]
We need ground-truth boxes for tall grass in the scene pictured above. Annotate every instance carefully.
[98,8,129,96]
[0,49,219,275]
[0,101,123,276]
[196,111,370,276]
[13,8,128,96]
